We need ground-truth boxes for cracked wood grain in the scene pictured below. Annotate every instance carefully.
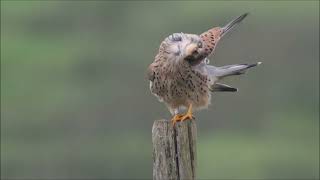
[152,119,197,180]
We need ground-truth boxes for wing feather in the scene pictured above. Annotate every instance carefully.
[200,27,223,57]
[146,64,155,81]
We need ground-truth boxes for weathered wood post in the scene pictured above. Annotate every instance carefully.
[152,119,197,180]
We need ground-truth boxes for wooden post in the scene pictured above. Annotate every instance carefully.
[152,119,197,180]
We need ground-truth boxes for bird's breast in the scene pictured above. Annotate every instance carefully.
[150,65,211,110]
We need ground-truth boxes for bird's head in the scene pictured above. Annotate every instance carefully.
[163,33,206,66]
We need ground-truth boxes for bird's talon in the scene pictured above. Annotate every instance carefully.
[171,114,183,126]
[180,104,194,121]
[181,113,194,121]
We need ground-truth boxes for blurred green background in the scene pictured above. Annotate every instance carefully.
[1,1,319,179]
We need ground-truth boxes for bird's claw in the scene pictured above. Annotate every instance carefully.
[171,104,194,126]
[171,114,184,126]
[181,113,194,121]
[171,113,194,126]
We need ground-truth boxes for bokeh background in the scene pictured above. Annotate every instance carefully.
[1,1,319,179]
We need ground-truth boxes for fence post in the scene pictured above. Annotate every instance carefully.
[152,119,197,180]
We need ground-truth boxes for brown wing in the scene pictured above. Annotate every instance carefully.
[147,63,155,81]
[147,51,164,81]
[200,27,223,57]
[200,13,248,57]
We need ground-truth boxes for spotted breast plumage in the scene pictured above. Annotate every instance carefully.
[147,13,261,125]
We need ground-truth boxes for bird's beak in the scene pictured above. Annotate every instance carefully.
[221,13,248,37]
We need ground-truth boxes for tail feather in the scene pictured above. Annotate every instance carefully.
[207,62,262,78]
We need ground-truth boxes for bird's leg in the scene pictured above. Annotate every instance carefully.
[171,105,194,126]
[181,104,195,121]
[171,114,183,126]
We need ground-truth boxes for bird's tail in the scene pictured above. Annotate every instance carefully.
[207,62,262,78]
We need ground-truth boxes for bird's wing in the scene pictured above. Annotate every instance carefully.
[199,27,223,57]
[147,63,156,81]
[210,83,237,92]
[200,13,249,58]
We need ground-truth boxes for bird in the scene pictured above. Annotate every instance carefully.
[147,13,261,125]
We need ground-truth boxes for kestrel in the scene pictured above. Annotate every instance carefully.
[147,13,261,125]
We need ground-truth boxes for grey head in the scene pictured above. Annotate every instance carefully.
[164,33,207,66]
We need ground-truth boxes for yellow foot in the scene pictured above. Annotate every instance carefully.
[171,114,183,126]
[171,104,195,126]
[181,104,194,121]
[182,104,195,121]
[180,111,194,121]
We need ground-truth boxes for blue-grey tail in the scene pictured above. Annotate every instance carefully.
[207,62,262,78]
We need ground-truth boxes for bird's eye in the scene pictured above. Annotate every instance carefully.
[169,33,182,42]
[197,41,203,48]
